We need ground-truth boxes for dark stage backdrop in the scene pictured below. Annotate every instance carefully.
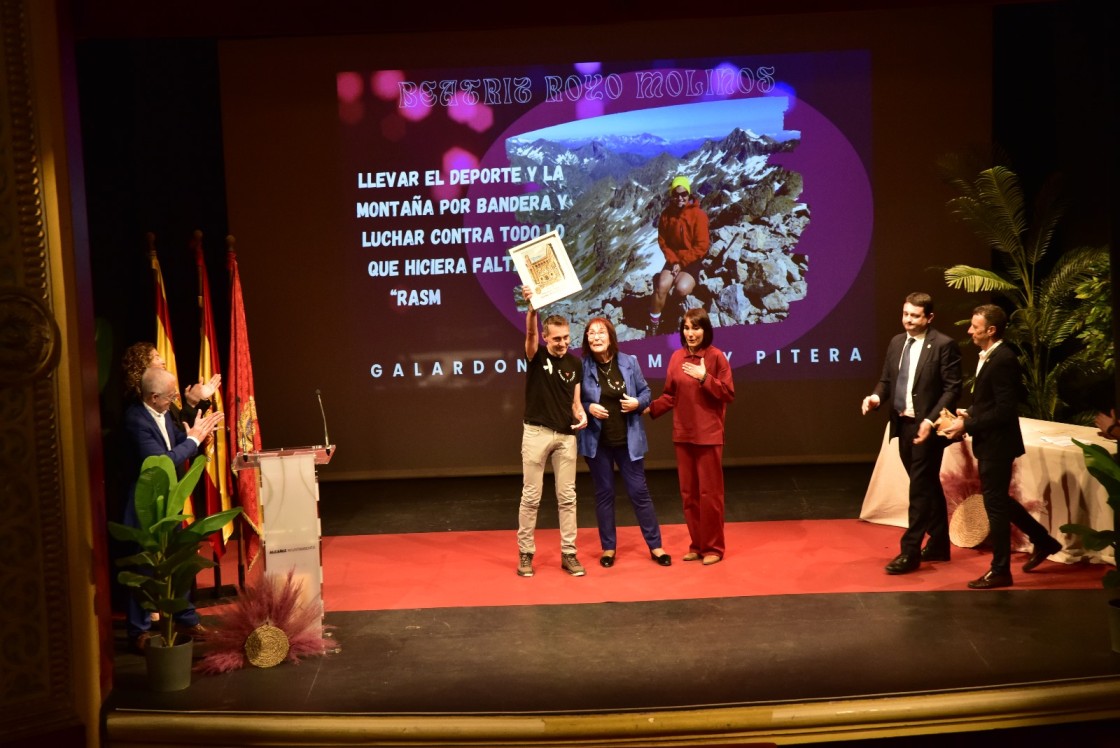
[218,7,990,479]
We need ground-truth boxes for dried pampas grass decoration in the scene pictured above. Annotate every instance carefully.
[195,569,337,675]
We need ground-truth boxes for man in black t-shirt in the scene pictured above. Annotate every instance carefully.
[517,286,588,578]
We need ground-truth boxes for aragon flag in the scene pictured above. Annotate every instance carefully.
[226,241,262,571]
[193,232,234,556]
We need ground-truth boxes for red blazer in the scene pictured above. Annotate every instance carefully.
[649,345,734,445]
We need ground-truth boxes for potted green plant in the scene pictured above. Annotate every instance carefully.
[1060,439,1120,652]
[939,160,1111,423]
[108,454,243,689]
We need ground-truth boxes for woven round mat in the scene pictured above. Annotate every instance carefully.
[949,494,990,548]
[245,623,290,668]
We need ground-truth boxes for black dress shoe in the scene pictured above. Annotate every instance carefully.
[1022,537,1063,572]
[599,553,615,568]
[885,553,920,575]
[650,551,672,566]
[920,546,951,562]
[968,570,1013,589]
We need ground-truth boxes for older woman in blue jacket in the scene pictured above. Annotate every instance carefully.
[578,317,671,567]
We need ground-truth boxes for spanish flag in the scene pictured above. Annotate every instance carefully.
[149,235,178,382]
[227,241,262,571]
[193,231,233,556]
[150,236,193,518]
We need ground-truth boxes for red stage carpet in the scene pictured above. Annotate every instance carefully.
[316,520,1108,612]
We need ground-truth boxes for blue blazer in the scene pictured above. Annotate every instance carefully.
[121,401,200,524]
[578,352,652,462]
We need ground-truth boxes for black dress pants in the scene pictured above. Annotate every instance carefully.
[978,456,1052,573]
[896,416,951,556]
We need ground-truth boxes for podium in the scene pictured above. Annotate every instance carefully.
[233,445,334,632]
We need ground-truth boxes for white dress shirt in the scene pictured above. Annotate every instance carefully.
[898,332,925,418]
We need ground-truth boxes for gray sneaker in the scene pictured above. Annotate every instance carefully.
[517,552,534,577]
[561,553,586,577]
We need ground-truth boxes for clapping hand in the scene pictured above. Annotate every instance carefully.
[187,409,225,444]
[184,373,222,406]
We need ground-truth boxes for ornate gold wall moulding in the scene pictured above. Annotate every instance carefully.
[0,287,60,386]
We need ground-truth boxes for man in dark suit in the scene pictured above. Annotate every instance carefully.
[121,366,224,651]
[862,292,962,574]
[942,304,1062,589]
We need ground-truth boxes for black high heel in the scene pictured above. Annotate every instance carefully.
[600,553,616,568]
[650,551,672,567]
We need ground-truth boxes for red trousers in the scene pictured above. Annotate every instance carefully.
[674,442,725,557]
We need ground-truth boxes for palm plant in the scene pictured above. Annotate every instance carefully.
[940,162,1111,422]
[1072,256,1114,378]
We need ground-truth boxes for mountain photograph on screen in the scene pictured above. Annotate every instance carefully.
[501,97,807,341]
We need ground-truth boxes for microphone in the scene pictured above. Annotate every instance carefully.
[315,388,332,448]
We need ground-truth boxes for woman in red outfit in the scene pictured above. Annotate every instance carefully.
[647,308,735,564]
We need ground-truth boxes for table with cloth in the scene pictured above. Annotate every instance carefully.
[860,417,1116,565]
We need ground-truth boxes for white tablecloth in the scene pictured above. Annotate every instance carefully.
[860,417,1116,565]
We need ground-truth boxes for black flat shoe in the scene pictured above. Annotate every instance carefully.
[650,551,672,566]
[599,553,615,568]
